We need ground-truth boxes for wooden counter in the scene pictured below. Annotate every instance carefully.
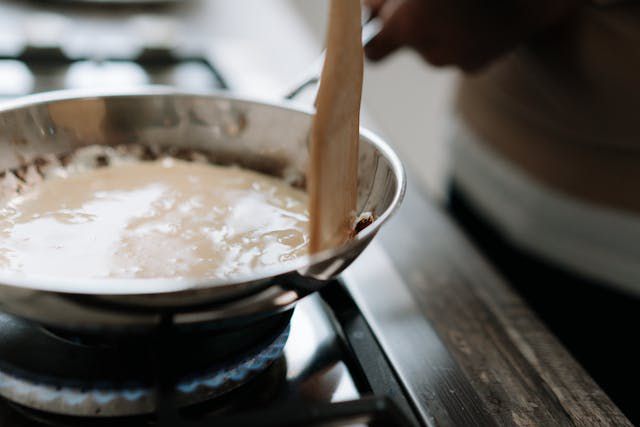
[344,180,631,426]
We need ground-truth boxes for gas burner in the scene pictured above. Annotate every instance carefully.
[6,358,288,427]
[0,312,291,417]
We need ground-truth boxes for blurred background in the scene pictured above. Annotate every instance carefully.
[0,2,637,424]
[0,0,454,199]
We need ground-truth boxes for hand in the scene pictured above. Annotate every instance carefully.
[364,0,582,71]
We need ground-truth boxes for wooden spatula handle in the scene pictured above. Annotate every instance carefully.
[308,0,363,253]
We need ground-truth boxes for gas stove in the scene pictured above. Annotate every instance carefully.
[0,287,416,426]
[0,4,225,99]
[0,2,419,426]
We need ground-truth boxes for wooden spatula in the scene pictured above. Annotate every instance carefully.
[308,0,363,254]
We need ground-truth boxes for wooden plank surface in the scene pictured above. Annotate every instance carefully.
[347,180,631,426]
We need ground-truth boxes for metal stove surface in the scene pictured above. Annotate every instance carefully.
[0,0,225,98]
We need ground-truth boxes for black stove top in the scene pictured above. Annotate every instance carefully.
[0,288,417,427]
[0,310,292,416]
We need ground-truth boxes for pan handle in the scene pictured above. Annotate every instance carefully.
[282,16,382,101]
[275,271,330,294]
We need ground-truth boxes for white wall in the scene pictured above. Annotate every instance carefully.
[286,0,457,198]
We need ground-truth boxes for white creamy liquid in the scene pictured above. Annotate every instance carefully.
[0,159,309,280]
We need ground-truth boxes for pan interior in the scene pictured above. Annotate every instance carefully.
[0,144,312,282]
[0,91,402,295]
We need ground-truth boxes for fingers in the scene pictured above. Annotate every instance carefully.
[364,0,413,62]
[365,30,402,62]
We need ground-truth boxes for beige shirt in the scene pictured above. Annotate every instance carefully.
[454,3,640,293]
[457,3,640,213]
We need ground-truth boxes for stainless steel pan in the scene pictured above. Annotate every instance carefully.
[0,87,405,329]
